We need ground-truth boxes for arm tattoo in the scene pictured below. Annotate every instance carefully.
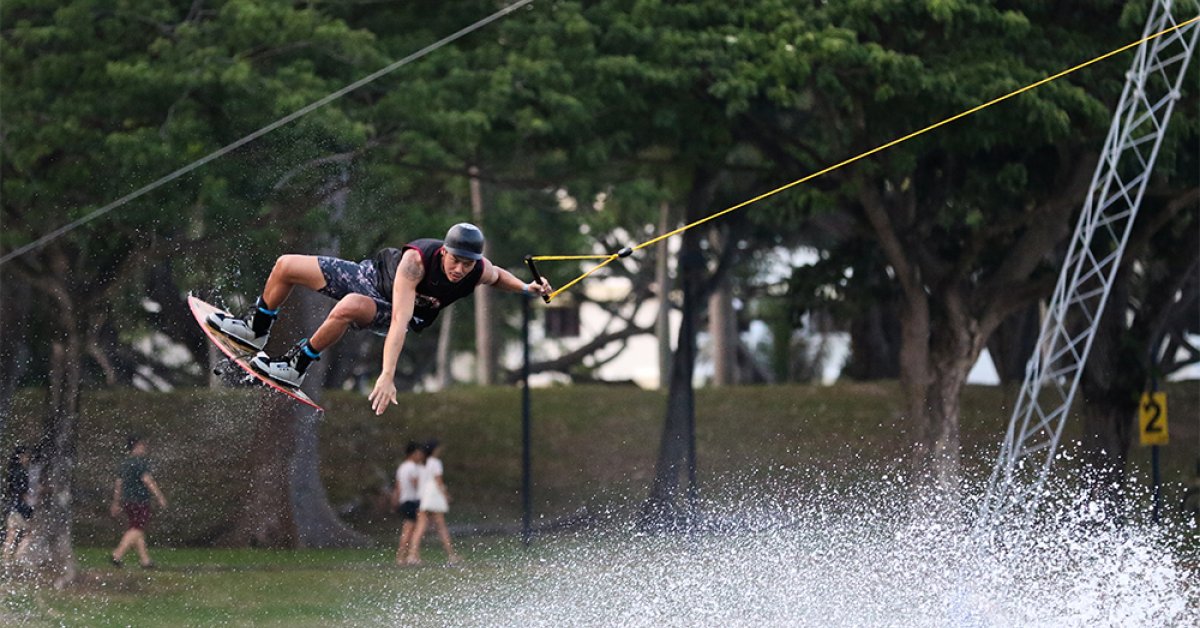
[400,254,422,282]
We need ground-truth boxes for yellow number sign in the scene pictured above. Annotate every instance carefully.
[1139,392,1168,447]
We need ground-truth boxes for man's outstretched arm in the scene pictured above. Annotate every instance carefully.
[369,249,421,416]
[482,262,552,297]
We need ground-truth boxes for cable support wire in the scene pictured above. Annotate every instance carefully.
[0,0,536,267]
[531,13,1200,303]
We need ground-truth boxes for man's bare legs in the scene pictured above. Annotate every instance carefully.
[260,255,375,353]
[261,255,327,310]
[308,294,377,352]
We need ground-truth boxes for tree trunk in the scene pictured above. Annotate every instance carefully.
[656,202,673,389]
[908,287,998,493]
[0,268,33,430]
[641,181,711,530]
[708,277,737,386]
[320,332,373,393]
[857,153,1091,497]
[282,176,370,548]
[25,259,82,587]
[212,295,304,546]
[288,288,372,548]
[1079,389,1136,513]
[219,397,298,548]
[291,407,372,548]
[471,166,496,385]
[1075,191,1199,510]
[217,262,345,547]
[641,263,700,529]
[896,288,934,479]
[1078,272,1140,510]
[919,327,970,491]
[895,281,1003,496]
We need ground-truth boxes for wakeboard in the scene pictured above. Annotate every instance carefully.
[188,295,323,411]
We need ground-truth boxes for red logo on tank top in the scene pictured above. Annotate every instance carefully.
[415,294,442,309]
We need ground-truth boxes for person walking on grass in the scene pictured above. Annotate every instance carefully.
[393,441,426,565]
[110,435,167,569]
[406,440,460,565]
[2,445,34,563]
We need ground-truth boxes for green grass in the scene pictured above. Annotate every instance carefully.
[3,522,1195,626]
[6,542,524,627]
[0,383,918,623]
[0,381,1197,624]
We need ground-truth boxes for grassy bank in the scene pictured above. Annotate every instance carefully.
[1,383,1198,626]
[4,382,1198,545]
[4,544,512,626]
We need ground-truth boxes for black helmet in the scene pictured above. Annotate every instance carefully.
[444,223,484,260]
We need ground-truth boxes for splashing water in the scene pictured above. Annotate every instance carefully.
[2,449,1195,626]
[377,465,1199,627]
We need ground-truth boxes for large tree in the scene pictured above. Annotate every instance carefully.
[141,1,385,548]
[1,0,380,576]
[752,0,1151,489]
[550,0,1185,499]
[2,0,219,583]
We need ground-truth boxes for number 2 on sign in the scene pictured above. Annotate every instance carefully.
[1138,392,1168,446]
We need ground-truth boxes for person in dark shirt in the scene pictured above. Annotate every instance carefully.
[2,445,33,562]
[206,223,551,415]
[109,435,167,569]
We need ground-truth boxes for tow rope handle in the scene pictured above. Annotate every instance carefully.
[524,255,552,304]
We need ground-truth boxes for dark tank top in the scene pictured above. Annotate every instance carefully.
[373,238,486,332]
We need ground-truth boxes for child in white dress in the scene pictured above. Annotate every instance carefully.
[406,440,460,564]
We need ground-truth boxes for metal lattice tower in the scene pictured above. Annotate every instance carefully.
[983,0,1199,519]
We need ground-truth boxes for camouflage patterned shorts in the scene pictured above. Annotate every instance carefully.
[316,257,392,332]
